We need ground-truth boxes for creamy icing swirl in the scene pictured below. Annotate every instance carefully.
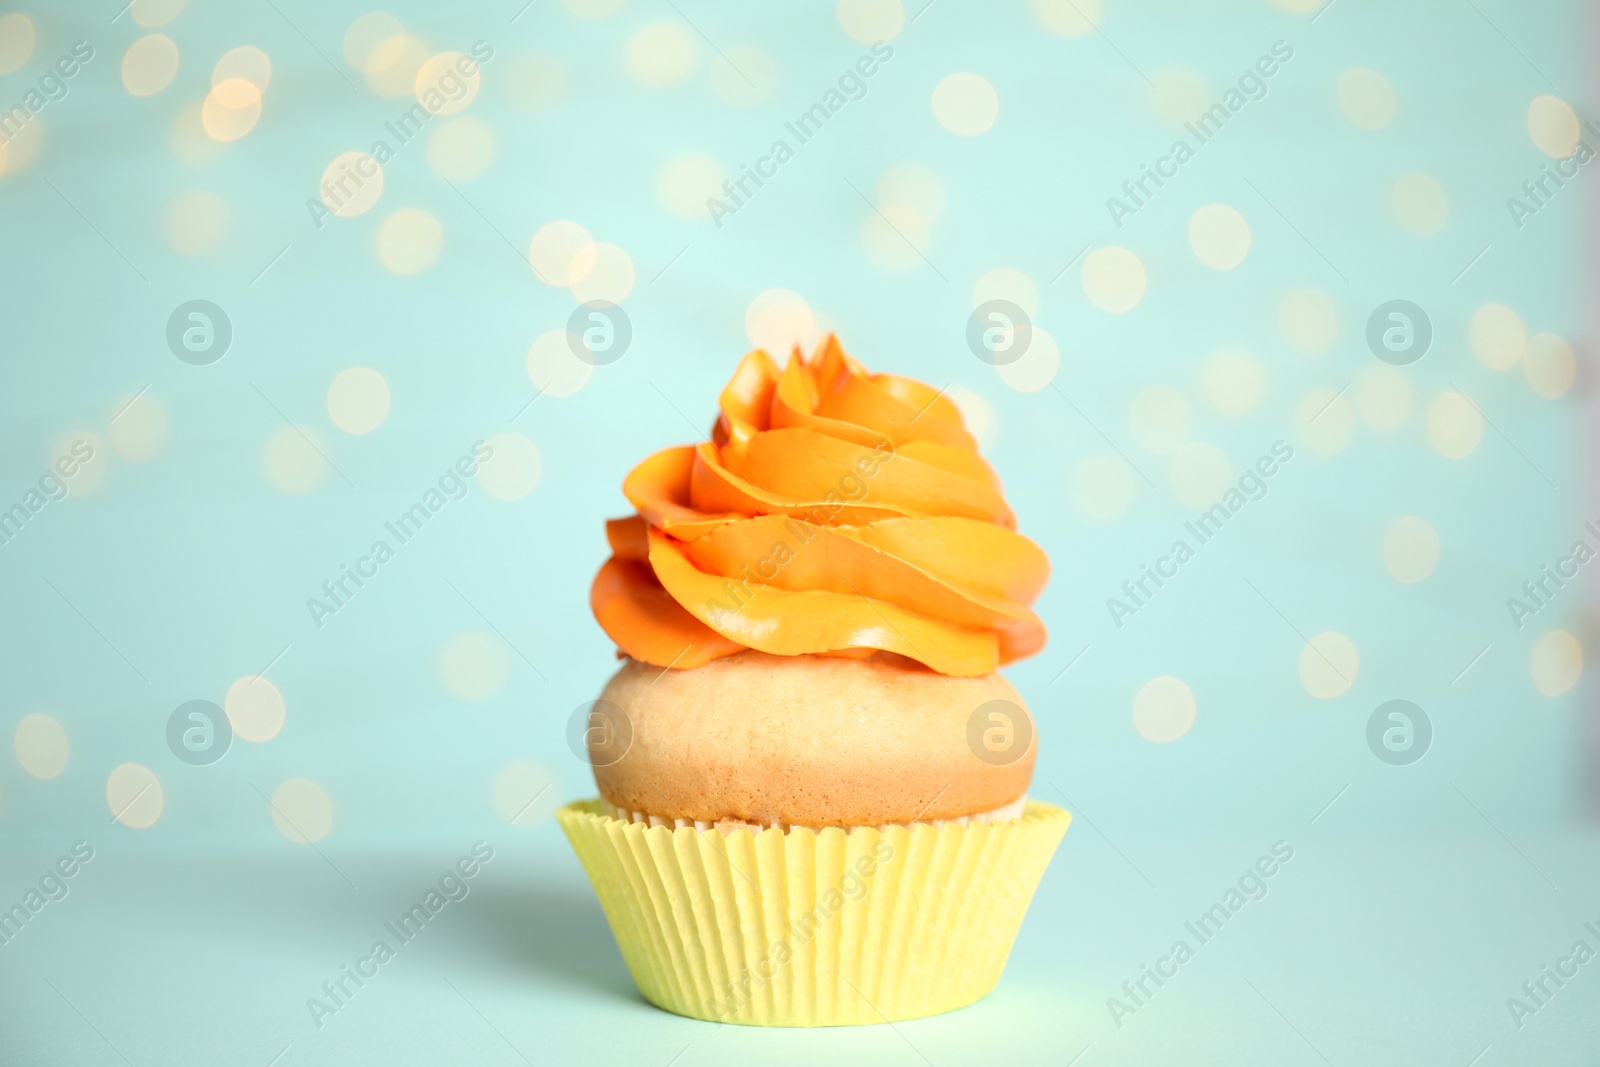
[590,336,1048,677]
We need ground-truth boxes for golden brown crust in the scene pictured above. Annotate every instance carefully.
[589,651,1036,826]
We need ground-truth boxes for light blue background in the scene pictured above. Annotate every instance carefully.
[1,0,1596,1063]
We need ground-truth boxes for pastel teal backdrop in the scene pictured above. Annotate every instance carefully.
[1,0,1595,1063]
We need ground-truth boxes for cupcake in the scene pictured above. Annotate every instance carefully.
[558,336,1069,1026]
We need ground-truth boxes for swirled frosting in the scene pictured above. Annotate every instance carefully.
[590,336,1049,677]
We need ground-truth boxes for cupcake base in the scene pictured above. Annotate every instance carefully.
[557,798,1071,1026]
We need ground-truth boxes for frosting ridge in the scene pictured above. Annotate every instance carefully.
[590,336,1048,676]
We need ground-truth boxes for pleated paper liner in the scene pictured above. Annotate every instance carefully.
[557,798,1071,1027]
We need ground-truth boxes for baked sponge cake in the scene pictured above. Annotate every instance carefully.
[593,650,1034,830]
[556,337,1070,1026]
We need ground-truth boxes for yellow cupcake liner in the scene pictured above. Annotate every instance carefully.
[557,798,1071,1027]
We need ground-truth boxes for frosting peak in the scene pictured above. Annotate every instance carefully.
[590,336,1049,676]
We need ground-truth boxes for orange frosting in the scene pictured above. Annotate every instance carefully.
[590,336,1049,677]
